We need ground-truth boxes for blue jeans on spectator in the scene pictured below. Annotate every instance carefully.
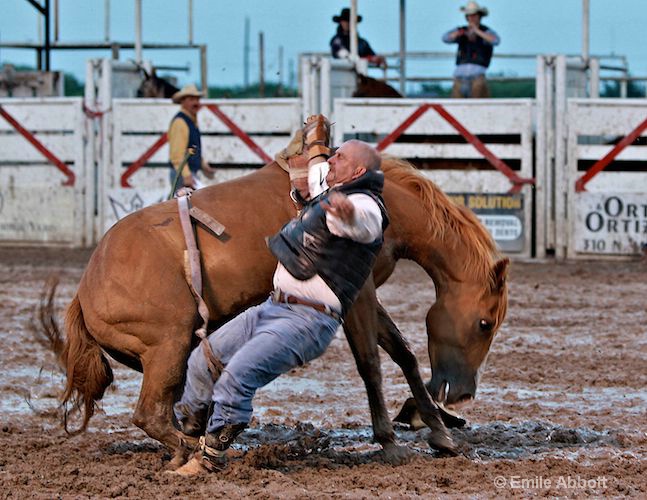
[174,297,340,434]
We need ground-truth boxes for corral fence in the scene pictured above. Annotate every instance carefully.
[1,57,645,259]
[99,98,301,236]
[334,98,535,257]
[0,97,93,246]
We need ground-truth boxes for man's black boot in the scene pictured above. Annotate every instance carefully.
[168,423,247,476]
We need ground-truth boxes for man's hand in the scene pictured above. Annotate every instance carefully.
[367,55,387,69]
[321,192,355,224]
[183,173,198,189]
[202,163,216,180]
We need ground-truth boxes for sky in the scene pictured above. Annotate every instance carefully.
[1,0,645,90]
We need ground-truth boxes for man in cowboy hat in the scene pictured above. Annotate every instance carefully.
[330,7,386,68]
[168,84,215,191]
[442,1,500,98]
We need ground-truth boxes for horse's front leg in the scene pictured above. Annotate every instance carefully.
[344,278,412,465]
[375,303,456,453]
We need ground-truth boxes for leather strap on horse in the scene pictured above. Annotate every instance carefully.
[177,195,224,381]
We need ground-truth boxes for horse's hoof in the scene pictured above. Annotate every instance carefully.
[426,429,458,456]
[381,443,413,466]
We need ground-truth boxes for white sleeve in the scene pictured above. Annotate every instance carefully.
[308,160,329,199]
[326,193,383,243]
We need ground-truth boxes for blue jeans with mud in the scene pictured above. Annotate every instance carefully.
[174,297,340,434]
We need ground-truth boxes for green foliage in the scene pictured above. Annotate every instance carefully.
[1,62,84,96]
[63,72,84,96]
[208,82,297,98]
[488,79,535,98]
[414,76,535,98]
[415,83,452,98]
[600,79,646,98]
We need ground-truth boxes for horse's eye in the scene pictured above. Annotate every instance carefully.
[479,319,493,333]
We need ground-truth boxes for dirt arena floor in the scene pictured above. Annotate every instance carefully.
[0,247,645,498]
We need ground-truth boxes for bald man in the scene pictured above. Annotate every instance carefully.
[171,140,390,475]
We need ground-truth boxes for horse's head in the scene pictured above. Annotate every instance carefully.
[425,257,509,408]
[381,158,510,424]
[136,68,180,98]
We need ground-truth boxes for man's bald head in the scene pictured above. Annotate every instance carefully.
[344,140,381,172]
[326,140,381,187]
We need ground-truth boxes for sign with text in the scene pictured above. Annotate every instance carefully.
[447,193,525,252]
[574,193,647,255]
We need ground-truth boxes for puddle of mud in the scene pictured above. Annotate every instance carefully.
[476,384,647,415]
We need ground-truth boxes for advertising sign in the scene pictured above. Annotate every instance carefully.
[574,193,647,255]
[447,193,525,253]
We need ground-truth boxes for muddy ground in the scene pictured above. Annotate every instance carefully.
[0,247,645,498]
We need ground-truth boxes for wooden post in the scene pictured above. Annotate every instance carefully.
[259,31,265,97]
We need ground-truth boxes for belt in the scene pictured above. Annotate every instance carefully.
[271,290,342,322]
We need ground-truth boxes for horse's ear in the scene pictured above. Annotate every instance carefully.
[490,257,509,292]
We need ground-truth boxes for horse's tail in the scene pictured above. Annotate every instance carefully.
[36,277,114,434]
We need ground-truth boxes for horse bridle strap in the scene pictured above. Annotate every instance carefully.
[177,194,224,381]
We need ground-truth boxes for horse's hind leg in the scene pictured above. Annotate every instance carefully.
[375,303,456,453]
[344,279,412,465]
[132,339,194,467]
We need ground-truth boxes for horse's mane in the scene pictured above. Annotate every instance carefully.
[381,156,500,284]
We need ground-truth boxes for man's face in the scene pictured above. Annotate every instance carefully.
[326,142,363,187]
[339,20,350,33]
[466,13,481,26]
[182,96,201,115]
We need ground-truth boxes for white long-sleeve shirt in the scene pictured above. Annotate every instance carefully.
[273,169,383,313]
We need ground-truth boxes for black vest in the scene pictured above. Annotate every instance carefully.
[268,170,389,315]
[455,24,494,68]
[329,27,376,58]
[173,112,202,174]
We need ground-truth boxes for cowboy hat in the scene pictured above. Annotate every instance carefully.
[333,8,362,23]
[171,84,204,104]
[460,1,488,16]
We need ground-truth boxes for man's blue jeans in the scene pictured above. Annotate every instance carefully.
[174,297,340,434]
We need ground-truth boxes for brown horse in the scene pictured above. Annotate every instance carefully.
[353,73,402,98]
[39,157,508,465]
[136,67,180,98]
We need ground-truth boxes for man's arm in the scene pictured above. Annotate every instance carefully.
[323,192,383,244]
[442,27,464,44]
[473,26,500,45]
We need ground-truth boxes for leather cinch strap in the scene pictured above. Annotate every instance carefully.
[177,195,224,381]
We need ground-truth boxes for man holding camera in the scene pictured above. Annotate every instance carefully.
[442,1,500,98]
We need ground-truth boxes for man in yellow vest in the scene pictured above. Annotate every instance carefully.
[168,84,216,191]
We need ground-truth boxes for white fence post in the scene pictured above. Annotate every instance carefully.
[554,55,568,259]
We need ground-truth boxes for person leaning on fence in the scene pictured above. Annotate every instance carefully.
[329,8,386,68]
[442,1,500,98]
[169,122,402,476]
[167,84,215,191]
